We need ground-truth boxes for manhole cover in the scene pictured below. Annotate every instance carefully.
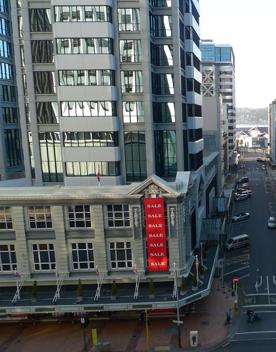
[200,321,209,326]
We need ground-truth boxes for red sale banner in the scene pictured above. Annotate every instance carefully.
[144,197,168,272]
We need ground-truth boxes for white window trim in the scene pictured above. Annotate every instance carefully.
[69,241,95,272]
[26,206,53,231]
[108,241,133,271]
[31,242,56,272]
[105,204,131,228]
[0,242,17,273]
[66,204,92,230]
[0,207,13,231]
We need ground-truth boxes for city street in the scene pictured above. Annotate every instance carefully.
[219,152,276,351]
[225,153,276,294]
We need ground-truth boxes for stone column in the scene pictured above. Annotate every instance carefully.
[12,206,30,276]
[92,205,108,273]
[51,206,69,275]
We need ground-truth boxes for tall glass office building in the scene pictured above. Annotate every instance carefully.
[0,0,23,180]
[201,39,236,165]
[11,0,203,186]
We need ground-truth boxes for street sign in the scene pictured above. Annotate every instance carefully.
[173,320,183,324]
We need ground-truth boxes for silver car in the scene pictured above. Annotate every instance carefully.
[268,217,276,229]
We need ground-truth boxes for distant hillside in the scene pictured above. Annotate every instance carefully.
[236,108,268,126]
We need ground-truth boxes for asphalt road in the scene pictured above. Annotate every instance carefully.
[225,155,276,294]
[216,152,276,351]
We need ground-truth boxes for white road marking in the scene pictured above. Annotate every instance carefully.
[236,331,276,335]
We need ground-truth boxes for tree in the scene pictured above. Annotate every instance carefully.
[111,280,117,297]
[148,279,156,296]
[76,279,83,298]
[31,281,38,301]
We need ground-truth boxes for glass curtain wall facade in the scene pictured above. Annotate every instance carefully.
[201,40,236,163]
[0,0,23,180]
[11,0,203,186]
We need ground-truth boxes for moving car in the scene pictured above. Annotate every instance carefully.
[237,176,249,184]
[267,217,276,229]
[232,212,250,222]
[239,183,249,189]
[236,189,252,197]
[225,234,249,251]
[235,193,250,201]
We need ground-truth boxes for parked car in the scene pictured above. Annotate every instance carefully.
[256,157,264,162]
[235,193,250,201]
[232,212,250,222]
[267,217,276,229]
[237,176,249,184]
[225,234,249,251]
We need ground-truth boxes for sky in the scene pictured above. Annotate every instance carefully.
[200,0,276,109]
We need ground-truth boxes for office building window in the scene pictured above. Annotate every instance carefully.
[54,6,112,23]
[65,161,120,177]
[67,205,91,228]
[2,85,16,102]
[0,63,13,80]
[109,242,132,269]
[34,71,56,94]
[0,0,8,13]
[58,70,115,86]
[0,244,16,272]
[150,0,172,7]
[151,44,173,66]
[32,243,55,271]
[36,102,59,124]
[121,70,143,93]
[150,15,172,37]
[56,38,113,55]
[152,102,175,123]
[0,39,11,58]
[152,73,174,95]
[3,108,18,124]
[122,101,144,123]
[120,40,141,63]
[4,129,22,167]
[0,207,12,230]
[189,151,203,171]
[154,130,177,178]
[124,132,147,182]
[31,40,53,63]
[39,132,63,182]
[63,131,118,147]
[71,243,94,270]
[29,9,52,32]
[106,204,130,227]
[0,17,9,36]
[61,101,116,117]
[27,206,52,229]
[118,8,140,31]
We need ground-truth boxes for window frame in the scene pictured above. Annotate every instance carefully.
[70,242,95,271]
[0,207,13,230]
[27,206,52,230]
[32,243,56,272]
[0,243,17,272]
[66,205,91,229]
[106,204,130,228]
[109,241,133,270]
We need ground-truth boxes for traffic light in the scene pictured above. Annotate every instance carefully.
[232,277,239,290]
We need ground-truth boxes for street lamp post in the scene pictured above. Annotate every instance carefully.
[172,263,182,348]
[80,316,88,352]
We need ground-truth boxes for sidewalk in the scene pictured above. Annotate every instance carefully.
[0,279,237,352]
